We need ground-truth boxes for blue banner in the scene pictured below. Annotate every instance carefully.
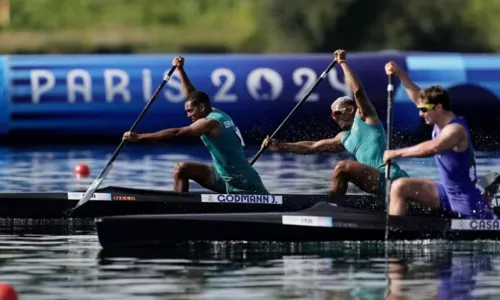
[0,56,9,135]
[2,52,500,145]
[393,53,500,138]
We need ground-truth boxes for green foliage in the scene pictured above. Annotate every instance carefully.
[462,0,500,51]
[1,0,498,54]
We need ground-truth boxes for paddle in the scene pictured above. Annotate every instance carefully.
[385,74,394,203]
[72,65,177,210]
[384,73,394,240]
[249,59,338,165]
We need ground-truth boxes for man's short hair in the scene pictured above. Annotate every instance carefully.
[186,90,211,106]
[419,86,451,110]
[331,96,356,109]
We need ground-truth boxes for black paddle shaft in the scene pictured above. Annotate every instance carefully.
[385,74,394,202]
[107,65,177,163]
[384,74,395,241]
[250,59,338,165]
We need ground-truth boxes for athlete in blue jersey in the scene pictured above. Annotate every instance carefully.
[123,56,268,194]
[383,61,494,219]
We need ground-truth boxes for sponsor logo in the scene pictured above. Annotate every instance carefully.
[223,120,235,129]
[201,194,283,205]
[282,216,333,227]
[112,196,136,201]
[451,219,500,231]
[331,222,358,228]
[246,68,283,101]
[67,192,112,201]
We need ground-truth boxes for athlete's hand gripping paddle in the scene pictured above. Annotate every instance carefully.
[72,65,177,211]
[250,58,338,165]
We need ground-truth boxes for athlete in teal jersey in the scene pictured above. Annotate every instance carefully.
[262,49,409,196]
[123,56,268,194]
[200,109,268,194]
[341,113,408,195]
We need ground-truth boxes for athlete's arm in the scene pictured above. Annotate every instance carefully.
[390,124,466,158]
[266,132,345,155]
[136,119,220,141]
[335,50,378,121]
[173,56,196,97]
[385,61,421,105]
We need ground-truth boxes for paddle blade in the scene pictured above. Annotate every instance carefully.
[74,163,113,209]
[72,65,176,212]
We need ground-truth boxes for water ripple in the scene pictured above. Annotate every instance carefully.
[0,145,499,196]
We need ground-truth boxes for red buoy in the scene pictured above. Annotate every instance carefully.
[0,283,17,300]
[73,163,90,178]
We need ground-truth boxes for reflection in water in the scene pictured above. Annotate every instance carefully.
[0,235,498,298]
[95,241,500,300]
[386,243,495,300]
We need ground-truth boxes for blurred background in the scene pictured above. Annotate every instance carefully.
[2,0,499,55]
[0,0,499,146]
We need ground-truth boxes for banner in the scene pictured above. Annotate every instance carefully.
[0,56,8,134]
[2,52,500,145]
[393,53,500,138]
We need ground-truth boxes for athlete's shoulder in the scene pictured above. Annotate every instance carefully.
[206,113,237,133]
[452,116,471,129]
[355,110,381,127]
[206,110,223,121]
[447,116,469,131]
[208,109,231,119]
[441,122,468,142]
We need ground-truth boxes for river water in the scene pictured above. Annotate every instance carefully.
[0,144,500,299]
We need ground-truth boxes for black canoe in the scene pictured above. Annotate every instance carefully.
[96,201,500,249]
[0,185,382,219]
[0,181,498,219]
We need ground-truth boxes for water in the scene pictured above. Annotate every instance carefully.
[1,144,499,194]
[2,238,500,299]
[0,144,500,299]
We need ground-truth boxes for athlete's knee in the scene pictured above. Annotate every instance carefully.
[173,162,187,178]
[333,161,351,179]
[390,178,409,197]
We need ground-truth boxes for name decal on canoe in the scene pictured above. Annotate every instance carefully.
[451,219,500,231]
[67,192,112,201]
[282,216,333,227]
[201,194,283,204]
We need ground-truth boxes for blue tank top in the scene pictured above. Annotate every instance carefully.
[432,117,478,193]
[433,117,495,219]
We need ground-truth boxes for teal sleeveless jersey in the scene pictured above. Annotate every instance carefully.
[341,114,408,191]
[342,114,387,169]
[200,109,268,194]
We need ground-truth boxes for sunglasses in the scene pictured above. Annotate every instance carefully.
[417,103,435,113]
[332,108,346,117]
